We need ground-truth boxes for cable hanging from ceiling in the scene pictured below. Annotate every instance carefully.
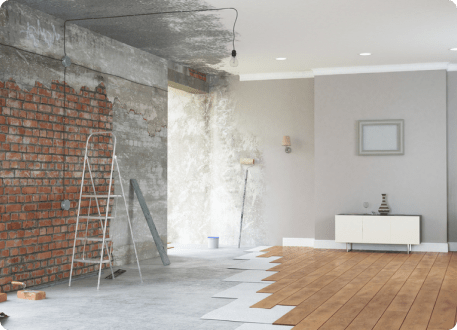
[59,7,239,209]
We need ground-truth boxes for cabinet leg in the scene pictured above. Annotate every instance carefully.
[346,243,352,252]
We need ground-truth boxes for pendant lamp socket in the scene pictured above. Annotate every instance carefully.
[230,50,239,67]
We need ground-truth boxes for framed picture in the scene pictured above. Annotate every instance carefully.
[357,119,404,156]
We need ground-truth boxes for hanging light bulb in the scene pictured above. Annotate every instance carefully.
[230,50,239,67]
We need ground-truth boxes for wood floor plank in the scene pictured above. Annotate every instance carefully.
[280,253,380,306]
[263,250,344,281]
[251,253,362,308]
[284,253,396,330]
[257,253,356,293]
[317,253,410,330]
[273,253,384,326]
[399,253,451,330]
[267,249,331,272]
[343,253,424,330]
[427,252,457,330]
[372,253,438,330]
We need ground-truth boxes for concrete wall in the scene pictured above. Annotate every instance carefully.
[0,1,168,289]
[168,77,315,247]
[314,70,448,243]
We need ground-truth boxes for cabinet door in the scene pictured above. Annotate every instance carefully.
[335,216,363,243]
[363,216,390,244]
[390,216,420,244]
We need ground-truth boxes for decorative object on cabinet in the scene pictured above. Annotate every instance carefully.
[358,119,404,156]
[378,194,390,215]
[335,214,420,254]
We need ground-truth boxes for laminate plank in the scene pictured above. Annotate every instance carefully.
[280,253,380,306]
[317,253,410,330]
[399,253,451,330]
[343,253,424,330]
[286,253,396,330]
[427,252,457,330]
[273,253,384,326]
[372,253,437,330]
[257,252,357,295]
[267,249,330,272]
[251,253,365,309]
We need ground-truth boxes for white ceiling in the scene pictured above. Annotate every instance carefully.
[207,0,457,75]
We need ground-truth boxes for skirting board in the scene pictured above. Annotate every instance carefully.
[284,238,450,252]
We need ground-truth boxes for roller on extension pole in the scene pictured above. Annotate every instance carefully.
[130,179,170,266]
[238,158,255,248]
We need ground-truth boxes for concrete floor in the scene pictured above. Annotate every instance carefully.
[1,248,250,330]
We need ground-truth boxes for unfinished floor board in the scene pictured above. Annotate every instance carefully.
[213,283,272,299]
[229,257,282,270]
[201,296,294,324]
[234,252,265,260]
[224,270,277,283]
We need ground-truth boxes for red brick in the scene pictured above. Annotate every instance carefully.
[6,99,22,109]
[23,103,37,111]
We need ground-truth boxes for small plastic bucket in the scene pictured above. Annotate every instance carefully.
[208,237,219,249]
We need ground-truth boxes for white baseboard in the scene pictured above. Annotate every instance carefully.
[449,242,457,251]
[283,238,315,247]
[313,240,347,250]
[312,240,449,252]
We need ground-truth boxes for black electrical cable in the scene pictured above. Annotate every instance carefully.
[60,7,239,206]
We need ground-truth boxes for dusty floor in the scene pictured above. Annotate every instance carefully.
[0,247,248,330]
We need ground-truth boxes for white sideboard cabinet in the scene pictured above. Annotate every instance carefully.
[335,215,420,253]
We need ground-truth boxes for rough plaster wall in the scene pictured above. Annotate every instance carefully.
[168,79,266,247]
[1,2,168,264]
[112,102,167,265]
[169,77,315,247]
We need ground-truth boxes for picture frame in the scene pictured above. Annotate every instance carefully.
[357,119,404,156]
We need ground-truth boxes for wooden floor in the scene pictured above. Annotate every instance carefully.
[250,246,457,330]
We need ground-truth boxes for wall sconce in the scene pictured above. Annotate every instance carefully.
[282,136,291,153]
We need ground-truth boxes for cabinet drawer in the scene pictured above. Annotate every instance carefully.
[363,217,390,244]
[390,216,420,244]
[335,216,363,243]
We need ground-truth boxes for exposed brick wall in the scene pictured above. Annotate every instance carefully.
[0,78,114,292]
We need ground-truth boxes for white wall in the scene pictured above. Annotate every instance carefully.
[168,77,315,246]
[314,70,448,243]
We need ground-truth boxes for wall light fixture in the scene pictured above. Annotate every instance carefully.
[282,136,291,153]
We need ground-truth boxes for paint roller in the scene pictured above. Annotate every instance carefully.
[238,158,255,248]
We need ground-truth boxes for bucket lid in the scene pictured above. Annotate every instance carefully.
[208,236,219,239]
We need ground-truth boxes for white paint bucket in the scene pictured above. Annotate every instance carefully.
[208,237,219,249]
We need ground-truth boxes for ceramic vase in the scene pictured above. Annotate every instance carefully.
[378,194,390,215]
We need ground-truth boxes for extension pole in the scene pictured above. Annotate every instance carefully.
[238,169,249,248]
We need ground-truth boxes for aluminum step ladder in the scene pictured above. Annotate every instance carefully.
[69,132,143,290]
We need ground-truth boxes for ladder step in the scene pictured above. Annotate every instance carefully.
[76,237,112,242]
[79,216,115,219]
[73,258,111,264]
[81,195,122,198]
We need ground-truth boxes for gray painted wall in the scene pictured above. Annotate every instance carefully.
[448,71,457,243]
[314,70,448,243]
[1,2,168,263]
[168,77,315,246]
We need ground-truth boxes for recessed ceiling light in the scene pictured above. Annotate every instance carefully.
[359,53,372,56]
[276,57,287,60]
[450,48,457,51]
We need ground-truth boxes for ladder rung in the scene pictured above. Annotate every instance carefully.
[81,195,122,198]
[76,237,112,242]
[73,258,111,264]
[79,216,115,219]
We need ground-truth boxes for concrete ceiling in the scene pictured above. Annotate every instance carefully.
[9,0,457,76]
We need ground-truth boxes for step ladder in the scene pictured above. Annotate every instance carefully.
[69,132,143,290]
